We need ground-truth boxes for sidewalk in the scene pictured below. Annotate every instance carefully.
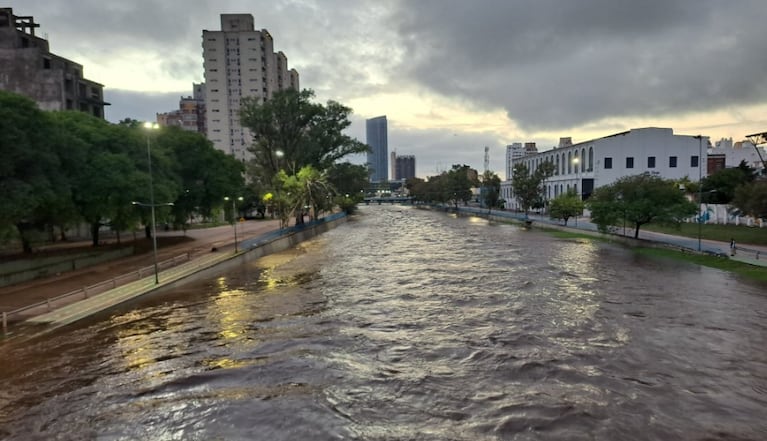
[0,219,281,325]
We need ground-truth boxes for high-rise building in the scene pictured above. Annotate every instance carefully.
[157,83,206,134]
[202,14,299,161]
[395,155,416,180]
[0,8,108,118]
[366,115,388,182]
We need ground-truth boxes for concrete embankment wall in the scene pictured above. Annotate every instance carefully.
[0,247,134,288]
[140,214,347,296]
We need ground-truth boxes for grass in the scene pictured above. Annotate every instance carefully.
[633,247,767,283]
[543,227,767,283]
[642,222,767,246]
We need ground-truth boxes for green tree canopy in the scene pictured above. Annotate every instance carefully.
[731,180,767,220]
[587,173,697,238]
[510,160,555,215]
[549,190,585,226]
[701,160,756,204]
[240,89,369,185]
[480,170,502,212]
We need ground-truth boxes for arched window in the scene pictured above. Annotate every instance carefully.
[555,155,559,175]
[581,148,586,172]
[567,152,572,174]
[588,147,594,171]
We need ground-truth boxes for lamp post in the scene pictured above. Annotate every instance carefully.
[225,196,244,252]
[696,135,703,252]
[573,156,580,226]
[143,121,160,284]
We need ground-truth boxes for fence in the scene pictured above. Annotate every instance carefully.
[2,252,191,332]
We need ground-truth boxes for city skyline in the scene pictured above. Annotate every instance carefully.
[11,1,767,179]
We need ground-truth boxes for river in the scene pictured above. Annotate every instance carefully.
[1,204,765,440]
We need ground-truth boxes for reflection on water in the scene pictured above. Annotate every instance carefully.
[0,204,766,440]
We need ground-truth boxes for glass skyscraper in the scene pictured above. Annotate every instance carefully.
[366,115,388,183]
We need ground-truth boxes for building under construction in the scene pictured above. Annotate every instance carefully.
[0,8,109,118]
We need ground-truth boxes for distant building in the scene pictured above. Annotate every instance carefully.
[395,154,416,180]
[156,83,206,134]
[710,138,766,173]
[202,14,299,161]
[366,115,388,182]
[502,128,708,210]
[0,8,108,118]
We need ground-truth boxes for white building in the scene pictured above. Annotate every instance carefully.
[202,14,299,162]
[503,127,708,210]
[710,138,766,172]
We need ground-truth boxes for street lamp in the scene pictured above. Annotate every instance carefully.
[142,121,160,284]
[224,196,244,252]
[132,201,173,284]
[572,156,580,226]
[695,135,703,251]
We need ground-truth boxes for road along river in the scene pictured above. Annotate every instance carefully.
[0,204,765,440]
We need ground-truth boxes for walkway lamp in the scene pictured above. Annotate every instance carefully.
[224,196,244,252]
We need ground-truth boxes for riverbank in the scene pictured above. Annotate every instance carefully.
[2,213,347,337]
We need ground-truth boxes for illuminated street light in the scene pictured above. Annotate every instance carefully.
[141,121,161,284]
[224,196,244,252]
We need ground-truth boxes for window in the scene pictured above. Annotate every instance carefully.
[626,157,634,168]
[647,156,656,168]
[43,58,51,69]
[691,155,699,167]
[669,156,677,168]
[604,157,613,169]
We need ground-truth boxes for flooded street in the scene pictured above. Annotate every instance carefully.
[1,205,766,440]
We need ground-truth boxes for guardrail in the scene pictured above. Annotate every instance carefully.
[2,252,191,332]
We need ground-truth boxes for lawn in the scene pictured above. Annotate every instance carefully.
[642,222,767,246]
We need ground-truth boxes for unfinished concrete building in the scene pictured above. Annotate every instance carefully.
[0,8,109,118]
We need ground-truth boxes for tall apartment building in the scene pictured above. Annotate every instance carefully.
[394,154,416,180]
[202,14,299,161]
[0,8,108,118]
[366,115,388,182]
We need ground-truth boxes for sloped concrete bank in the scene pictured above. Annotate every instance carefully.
[21,213,347,335]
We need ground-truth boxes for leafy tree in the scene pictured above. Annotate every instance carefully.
[588,173,697,238]
[446,164,476,208]
[701,160,756,204]
[731,181,767,220]
[549,190,585,226]
[158,127,244,227]
[480,170,501,213]
[327,162,369,200]
[510,160,555,215]
[0,92,69,252]
[241,89,368,183]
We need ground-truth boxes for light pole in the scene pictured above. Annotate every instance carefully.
[143,121,160,284]
[573,156,580,226]
[225,196,244,252]
[132,200,173,284]
[696,135,703,251]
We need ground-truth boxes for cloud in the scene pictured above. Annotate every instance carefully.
[391,0,767,131]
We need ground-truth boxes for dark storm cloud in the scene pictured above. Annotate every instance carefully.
[391,0,767,130]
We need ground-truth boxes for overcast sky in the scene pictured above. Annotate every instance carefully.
[17,0,767,179]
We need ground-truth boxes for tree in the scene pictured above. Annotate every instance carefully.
[549,190,585,226]
[700,160,756,204]
[0,92,70,252]
[446,164,476,208]
[480,170,501,213]
[327,162,369,200]
[510,160,555,215]
[241,89,368,183]
[588,173,697,238]
[731,180,767,220]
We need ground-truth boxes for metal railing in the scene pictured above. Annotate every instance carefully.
[2,252,192,331]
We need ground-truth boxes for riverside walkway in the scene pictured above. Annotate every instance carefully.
[458,206,767,268]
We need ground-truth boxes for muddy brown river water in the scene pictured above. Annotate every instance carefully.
[1,205,765,440]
